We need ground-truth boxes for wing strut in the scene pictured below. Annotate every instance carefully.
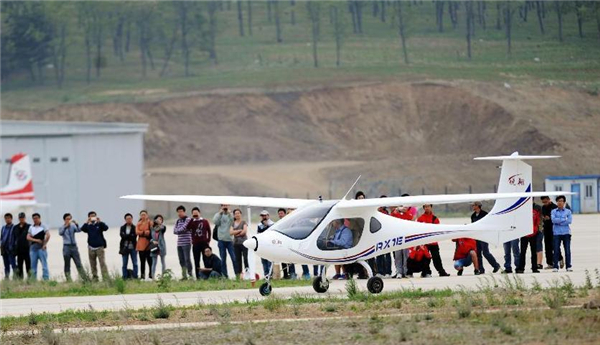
[341,175,362,200]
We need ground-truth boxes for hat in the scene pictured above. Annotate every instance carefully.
[18,212,26,218]
[471,201,483,207]
[260,210,269,216]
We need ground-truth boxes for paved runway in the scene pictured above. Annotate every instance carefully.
[1,214,598,317]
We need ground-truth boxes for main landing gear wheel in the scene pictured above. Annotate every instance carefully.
[367,276,384,294]
[259,282,272,296]
[313,276,329,293]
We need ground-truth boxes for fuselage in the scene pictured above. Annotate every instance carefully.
[246,201,505,265]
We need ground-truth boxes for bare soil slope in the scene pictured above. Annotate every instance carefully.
[4,81,599,197]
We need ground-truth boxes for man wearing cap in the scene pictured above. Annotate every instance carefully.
[257,210,275,277]
[13,213,31,279]
[471,202,501,274]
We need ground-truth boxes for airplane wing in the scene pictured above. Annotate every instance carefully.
[120,195,316,210]
[336,191,573,209]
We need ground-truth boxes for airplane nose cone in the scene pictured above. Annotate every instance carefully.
[243,236,258,251]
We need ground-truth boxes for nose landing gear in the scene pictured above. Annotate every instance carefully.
[312,265,329,293]
[259,261,275,296]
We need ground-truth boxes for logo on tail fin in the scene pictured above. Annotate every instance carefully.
[508,173,525,186]
[16,170,27,181]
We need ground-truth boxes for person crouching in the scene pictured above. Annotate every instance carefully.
[406,245,432,278]
[453,237,481,276]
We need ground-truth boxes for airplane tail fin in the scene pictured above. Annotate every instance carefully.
[467,152,559,246]
[0,153,35,201]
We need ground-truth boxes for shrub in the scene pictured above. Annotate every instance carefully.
[345,278,359,299]
[114,277,126,294]
[156,270,173,291]
[263,294,285,312]
[28,311,38,326]
[153,296,171,319]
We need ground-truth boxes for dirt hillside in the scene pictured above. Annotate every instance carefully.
[4,81,600,199]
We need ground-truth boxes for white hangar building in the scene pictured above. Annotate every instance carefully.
[1,120,148,227]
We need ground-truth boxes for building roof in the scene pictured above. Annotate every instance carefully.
[0,120,148,137]
[546,175,600,181]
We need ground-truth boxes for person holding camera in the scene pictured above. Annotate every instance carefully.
[213,204,235,279]
[58,213,85,281]
[257,210,274,277]
[81,211,109,281]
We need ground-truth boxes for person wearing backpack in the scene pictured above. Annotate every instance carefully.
[418,204,450,277]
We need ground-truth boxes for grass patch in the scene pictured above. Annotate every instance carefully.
[0,276,311,299]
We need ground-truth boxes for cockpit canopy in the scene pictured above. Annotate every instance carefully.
[271,201,337,240]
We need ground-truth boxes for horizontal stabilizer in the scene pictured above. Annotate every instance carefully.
[474,151,560,161]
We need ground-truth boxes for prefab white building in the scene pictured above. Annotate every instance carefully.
[545,175,600,214]
[1,120,148,227]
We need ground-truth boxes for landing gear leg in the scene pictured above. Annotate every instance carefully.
[259,261,275,296]
[312,265,329,293]
[358,260,383,294]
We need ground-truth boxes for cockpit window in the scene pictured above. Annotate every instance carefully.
[271,201,337,240]
[317,218,365,251]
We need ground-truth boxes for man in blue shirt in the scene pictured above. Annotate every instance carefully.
[327,219,354,249]
[551,195,573,272]
[58,213,85,281]
[1,213,17,279]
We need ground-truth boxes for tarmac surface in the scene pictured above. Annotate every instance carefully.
[1,214,598,317]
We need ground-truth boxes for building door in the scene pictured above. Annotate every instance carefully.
[570,184,581,214]
[582,183,594,213]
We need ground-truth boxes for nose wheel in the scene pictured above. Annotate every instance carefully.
[313,276,329,293]
[259,282,272,296]
[367,276,384,294]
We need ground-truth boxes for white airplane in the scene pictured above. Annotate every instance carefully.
[122,152,569,296]
[0,153,45,215]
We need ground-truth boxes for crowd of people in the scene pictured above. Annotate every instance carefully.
[0,194,574,282]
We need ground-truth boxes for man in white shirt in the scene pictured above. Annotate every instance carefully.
[26,213,51,280]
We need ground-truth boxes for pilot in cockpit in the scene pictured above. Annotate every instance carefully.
[326,218,354,249]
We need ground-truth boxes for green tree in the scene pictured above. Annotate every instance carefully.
[45,1,72,88]
[331,4,346,67]
[1,2,53,83]
[394,0,409,65]
[307,1,321,68]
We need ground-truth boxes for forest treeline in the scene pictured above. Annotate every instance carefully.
[2,1,599,88]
